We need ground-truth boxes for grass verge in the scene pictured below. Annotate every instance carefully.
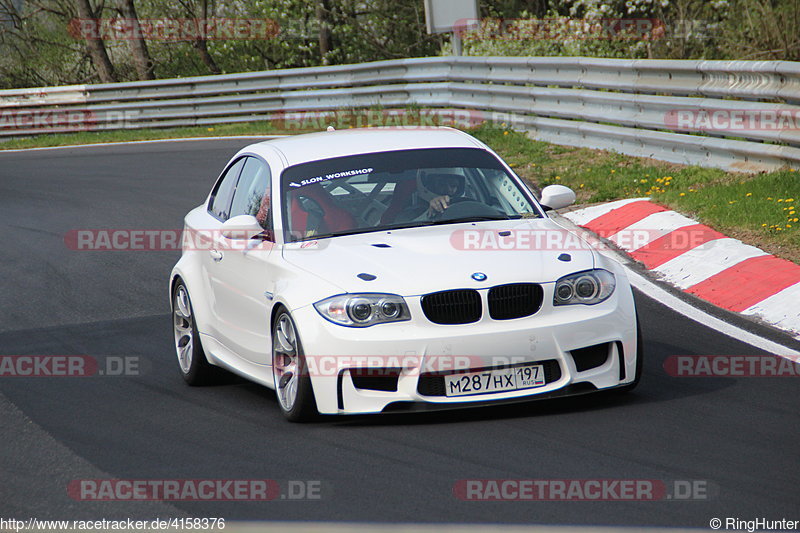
[2,119,797,262]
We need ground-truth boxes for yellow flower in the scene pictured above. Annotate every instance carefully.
[787,198,795,202]
[767,197,773,200]
[777,227,783,231]
[579,183,584,188]
[745,193,752,197]
[640,179,647,183]
[555,176,561,180]
[793,218,799,222]
[680,192,686,196]
[778,199,784,202]
[728,200,736,204]
[207,127,215,132]
[762,223,767,227]
[611,170,616,173]
[788,224,793,228]
[503,131,509,135]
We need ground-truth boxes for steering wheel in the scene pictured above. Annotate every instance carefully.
[429,198,503,221]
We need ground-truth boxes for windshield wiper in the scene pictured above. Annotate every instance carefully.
[304,228,377,239]
[422,215,513,226]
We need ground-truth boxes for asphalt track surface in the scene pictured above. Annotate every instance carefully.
[1,140,798,527]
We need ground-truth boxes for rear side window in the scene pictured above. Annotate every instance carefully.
[209,158,245,221]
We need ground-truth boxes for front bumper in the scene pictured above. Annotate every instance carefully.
[293,283,638,415]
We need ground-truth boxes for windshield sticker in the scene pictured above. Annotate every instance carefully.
[289,167,374,188]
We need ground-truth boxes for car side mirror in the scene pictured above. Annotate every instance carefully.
[221,215,266,240]
[539,185,576,211]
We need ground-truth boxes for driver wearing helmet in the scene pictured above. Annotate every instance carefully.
[417,172,464,217]
[388,171,466,223]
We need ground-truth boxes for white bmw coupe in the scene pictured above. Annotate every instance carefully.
[170,127,641,421]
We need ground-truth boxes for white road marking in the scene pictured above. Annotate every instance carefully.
[562,197,649,226]
[653,238,768,289]
[554,212,800,355]
[742,281,800,339]
[625,266,800,354]
[608,210,698,251]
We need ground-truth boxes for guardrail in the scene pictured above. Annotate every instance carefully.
[1,56,799,172]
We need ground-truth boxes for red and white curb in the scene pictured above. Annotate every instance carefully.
[563,198,800,339]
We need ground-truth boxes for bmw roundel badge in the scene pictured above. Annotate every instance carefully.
[471,272,488,282]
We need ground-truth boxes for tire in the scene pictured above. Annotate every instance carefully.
[272,309,318,422]
[172,280,221,385]
[617,313,644,393]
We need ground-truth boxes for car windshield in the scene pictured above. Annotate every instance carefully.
[280,147,541,242]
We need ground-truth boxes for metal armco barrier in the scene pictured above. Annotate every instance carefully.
[1,56,799,172]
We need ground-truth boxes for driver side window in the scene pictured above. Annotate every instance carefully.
[209,158,245,221]
[230,157,272,232]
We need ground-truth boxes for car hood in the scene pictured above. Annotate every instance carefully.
[281,218,597,296]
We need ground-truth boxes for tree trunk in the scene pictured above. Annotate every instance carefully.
[193,0,220,75]
[317,0,332,64]
[74,0,117,82]
[119,0,154,80]
[193,38,221,74]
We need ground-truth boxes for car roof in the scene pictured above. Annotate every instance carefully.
[248,127,488,167]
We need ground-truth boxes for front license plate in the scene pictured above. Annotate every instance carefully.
[444,364,545,397]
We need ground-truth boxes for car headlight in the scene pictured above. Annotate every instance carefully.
[553,269,615,306]
[314,294,411,327]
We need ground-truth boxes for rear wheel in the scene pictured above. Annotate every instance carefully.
[272,310,318,422]
[172,280,220,385]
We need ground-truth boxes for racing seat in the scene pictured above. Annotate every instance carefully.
[289,184,357,238]
[379,179,418,225]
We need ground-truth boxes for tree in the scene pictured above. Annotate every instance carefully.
[74,0,117,82]
[118,0,154,79]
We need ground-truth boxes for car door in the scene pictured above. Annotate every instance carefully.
[206,156,277,365]
[197,156,245,342]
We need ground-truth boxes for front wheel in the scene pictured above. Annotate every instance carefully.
[272,310,318,422]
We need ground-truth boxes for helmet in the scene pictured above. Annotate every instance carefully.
[415,171,465,202]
